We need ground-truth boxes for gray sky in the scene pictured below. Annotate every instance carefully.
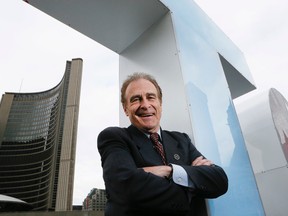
[1,0,288,205]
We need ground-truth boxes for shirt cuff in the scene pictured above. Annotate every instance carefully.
[170,164,195,188]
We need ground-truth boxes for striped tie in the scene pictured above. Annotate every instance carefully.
[150,133,167,165]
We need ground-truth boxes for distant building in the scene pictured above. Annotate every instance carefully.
[0,58,83,211]
[83,188,107,211]
[72,205,83,211]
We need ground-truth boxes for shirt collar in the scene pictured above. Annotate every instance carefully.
[145,129,162,140]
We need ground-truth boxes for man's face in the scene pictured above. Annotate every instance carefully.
[123,78,162,133]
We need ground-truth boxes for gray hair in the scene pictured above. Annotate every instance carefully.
[120,72,163,106]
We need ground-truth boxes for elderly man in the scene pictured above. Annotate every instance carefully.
[97,72,228,216]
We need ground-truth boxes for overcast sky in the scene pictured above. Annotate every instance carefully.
[1,0,288,205]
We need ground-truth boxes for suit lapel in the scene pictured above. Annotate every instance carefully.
[127,125,163,166]
[161,130,186,164]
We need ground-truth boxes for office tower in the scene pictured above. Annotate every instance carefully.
[0,58,83,211]
[83,188,107,211]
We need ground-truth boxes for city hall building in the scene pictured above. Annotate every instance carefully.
[0,58,83,211]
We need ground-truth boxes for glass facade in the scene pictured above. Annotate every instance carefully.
[0,59,82,211]
[0,91,60,210]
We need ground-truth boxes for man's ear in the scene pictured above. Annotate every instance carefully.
[123,105,129,116]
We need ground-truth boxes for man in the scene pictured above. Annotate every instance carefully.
[97,72,228,216]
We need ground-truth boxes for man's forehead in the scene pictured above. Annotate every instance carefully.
[130,91,156,97]
[127,79,157,93]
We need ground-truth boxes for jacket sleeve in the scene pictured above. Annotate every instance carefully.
[97,127,190,214]
[179,133,228,198]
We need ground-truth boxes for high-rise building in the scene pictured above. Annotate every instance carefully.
[83,188,107,212]
[0,58,83,211]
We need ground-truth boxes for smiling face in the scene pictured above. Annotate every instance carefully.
[123,78,162,133]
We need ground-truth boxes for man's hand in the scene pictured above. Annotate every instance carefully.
[192,156,213,166]
[142,165,172,178]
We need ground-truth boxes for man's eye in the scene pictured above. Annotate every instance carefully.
[131,97,140,102]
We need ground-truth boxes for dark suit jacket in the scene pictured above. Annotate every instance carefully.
[97,125,228,216]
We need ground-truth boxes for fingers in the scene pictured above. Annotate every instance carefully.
[191,156,200,166]
[192,156,213,166]
[142,165,171,178]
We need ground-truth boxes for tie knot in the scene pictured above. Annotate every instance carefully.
[150,133,159,143]
[150,132,166,165]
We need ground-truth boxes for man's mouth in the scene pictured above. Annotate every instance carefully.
[137,113,153,117]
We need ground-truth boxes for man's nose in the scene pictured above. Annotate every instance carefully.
[140,98,151,108]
